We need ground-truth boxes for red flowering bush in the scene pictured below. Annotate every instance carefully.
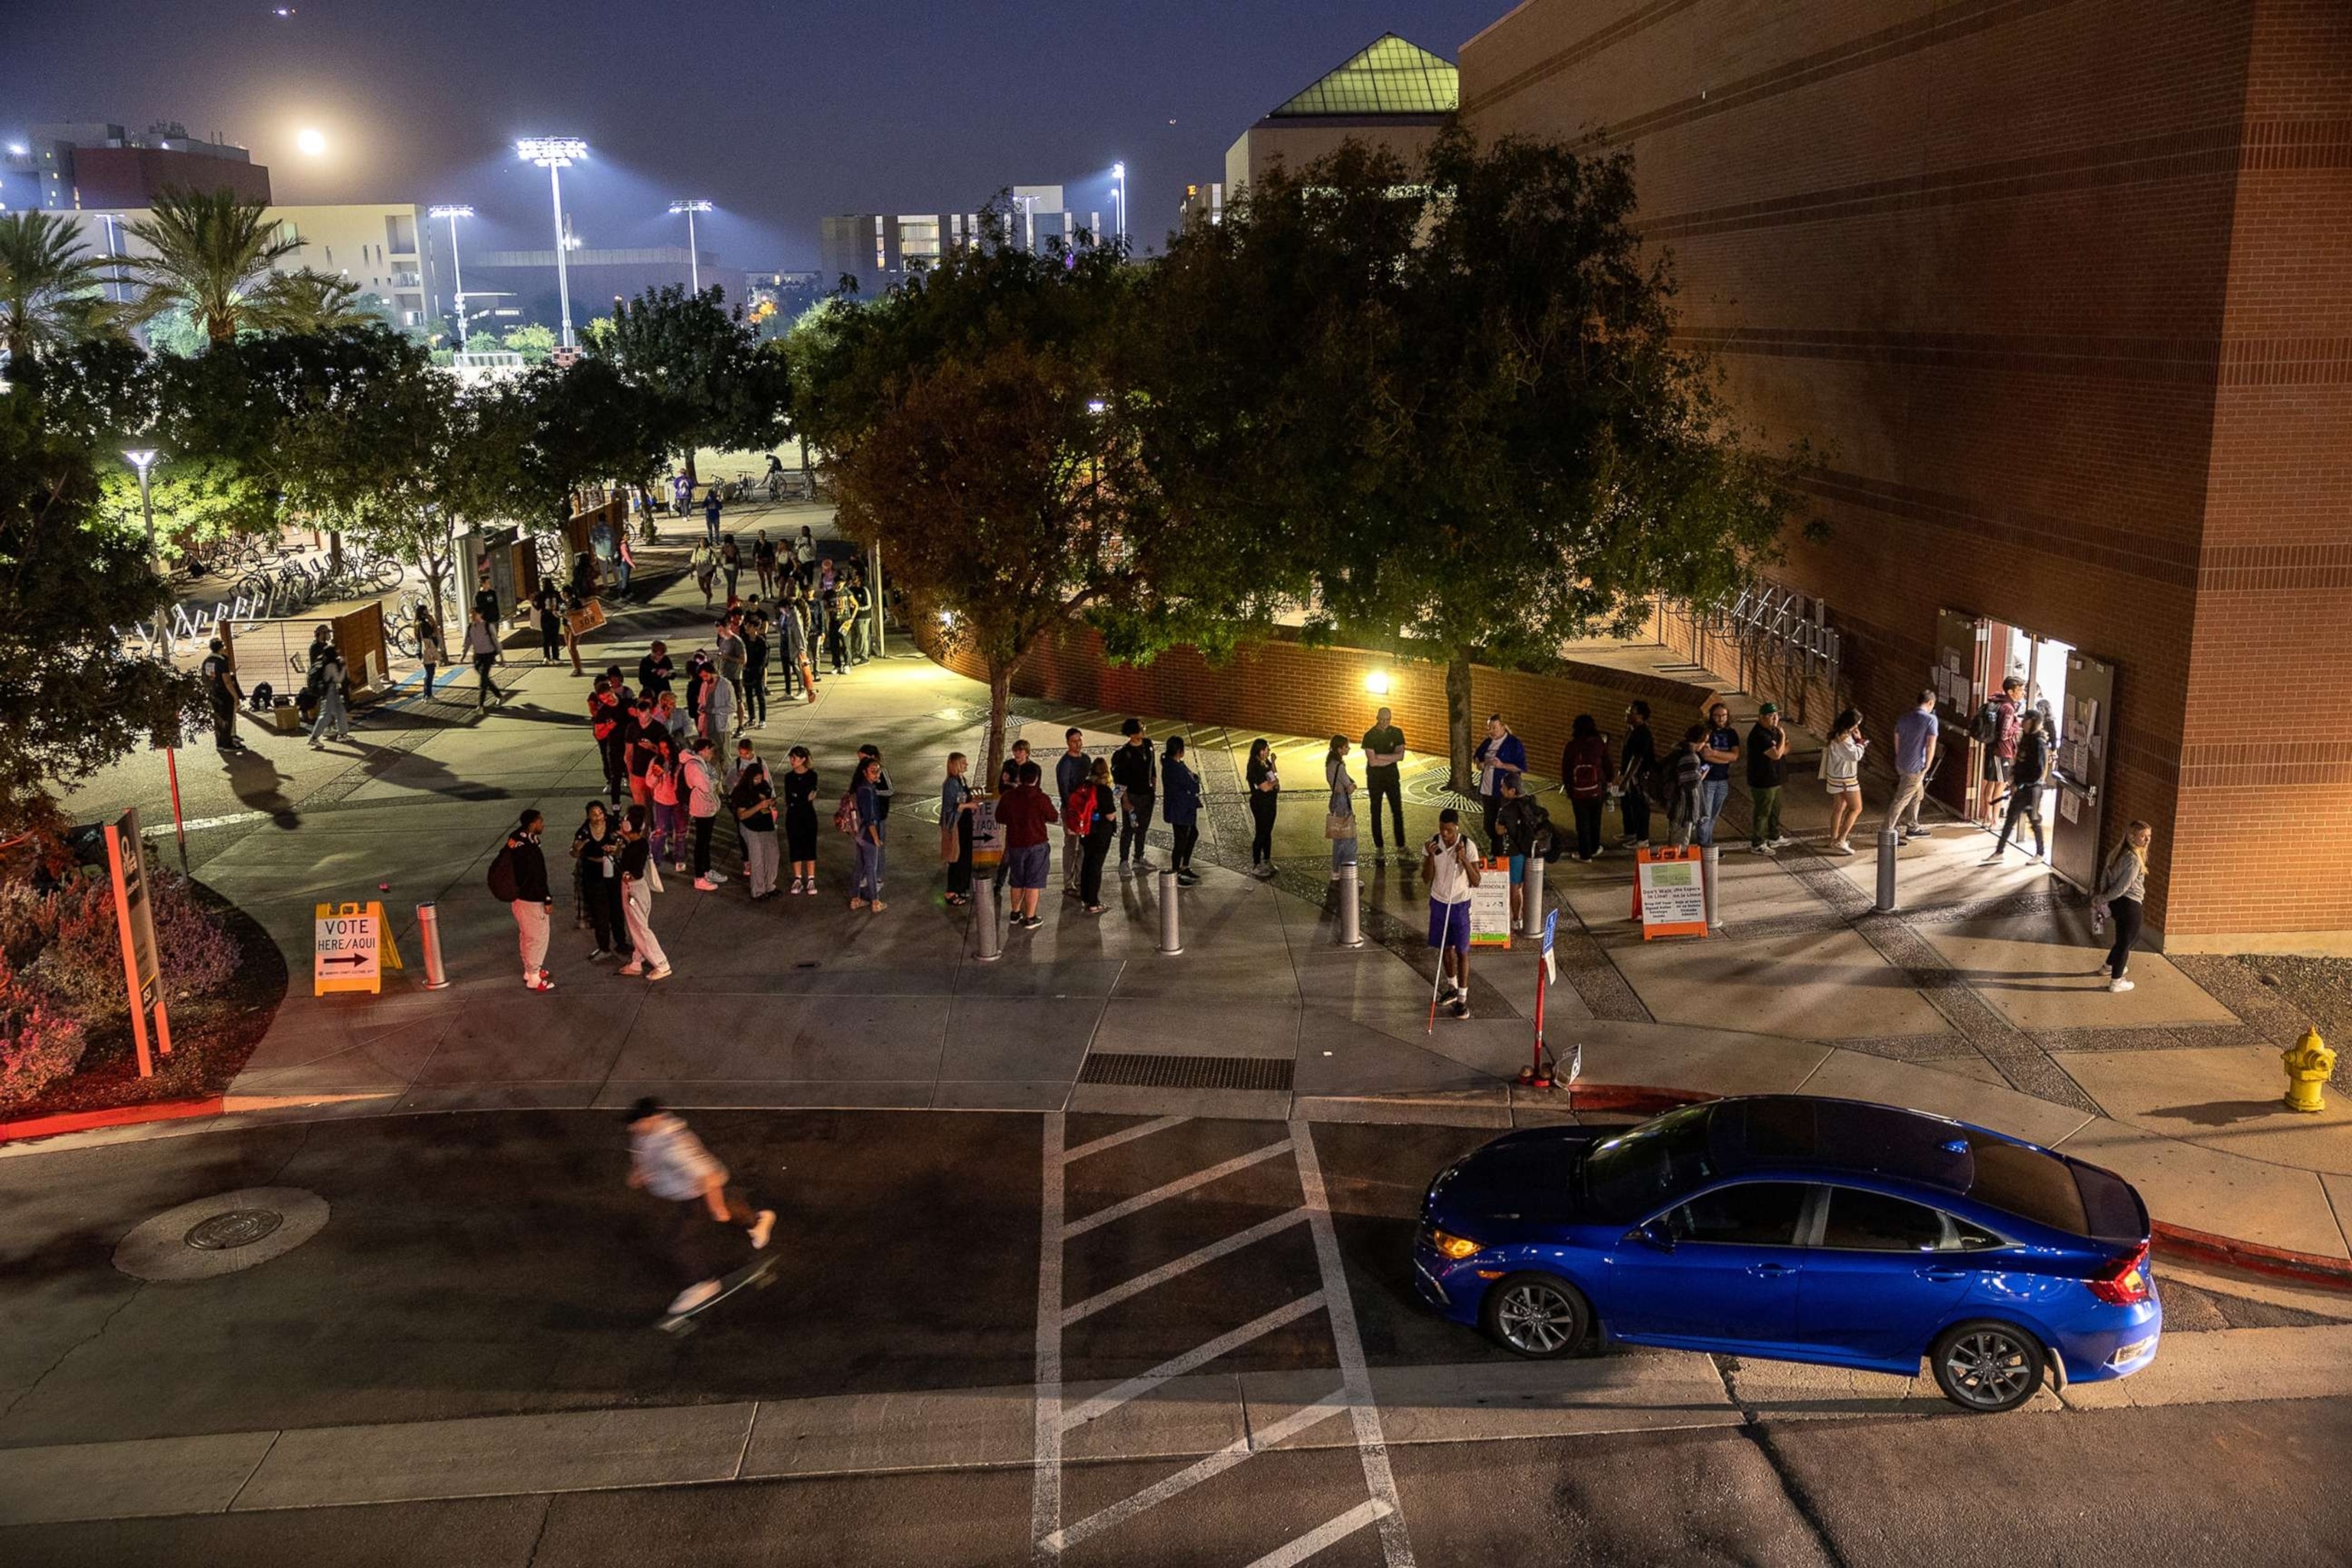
[0,858,241,1023]
[0,951,87,1109]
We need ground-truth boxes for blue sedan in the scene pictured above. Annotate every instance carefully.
[1413,1095,2160,1413]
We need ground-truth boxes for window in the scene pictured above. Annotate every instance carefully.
[1821,1187,2004,1253]
[1586,1103,1719,1218]
[386,212,416,255]
[1663,1182,1807,1246]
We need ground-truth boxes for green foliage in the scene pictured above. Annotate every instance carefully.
[0,211,119,364]
[499,322,557,363]
[118,188,303,345]
[93,459,274,567]
[142,303,208,358]
[265,269,387,335]
[597,285,790,475]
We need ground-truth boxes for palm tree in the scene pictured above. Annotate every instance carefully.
[0,211,113,364]
[119,187,302,345]
[254,268,385,335]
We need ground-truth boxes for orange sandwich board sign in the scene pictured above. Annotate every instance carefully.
[314,902,384,996]
[1633,846,1708,939]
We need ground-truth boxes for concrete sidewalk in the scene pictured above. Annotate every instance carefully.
[29,543,2351,1264]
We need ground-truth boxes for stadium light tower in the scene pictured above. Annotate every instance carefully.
[515,137,587,348]
[427,204,474,346]
[668,200,714,292]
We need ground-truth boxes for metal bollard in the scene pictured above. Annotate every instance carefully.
[1157,868,1184,956]
[1702,845,1723,930]
[972,878,1003,963]
[1522,854,1547,939]
[1337,862,1365,949]
[415,901,451,990]
[1876,825,1900,913]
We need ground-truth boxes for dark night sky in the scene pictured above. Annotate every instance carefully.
[2,0,1507,270]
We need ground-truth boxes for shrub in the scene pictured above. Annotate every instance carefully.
[0,953,87,1109]
[2,854,243,1022]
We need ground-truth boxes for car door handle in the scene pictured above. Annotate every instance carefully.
[1919,1266,1968,1282]
[1749,1263,1797,1278]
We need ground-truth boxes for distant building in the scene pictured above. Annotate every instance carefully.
[471,246,746,327]
[1223,34,1458,196]
[2,121,270,211]
[59,201,443,331]
[818,195,1106,297]
[1179,181,1225,231]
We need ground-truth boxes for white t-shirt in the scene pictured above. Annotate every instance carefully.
[1426,836,1476,905]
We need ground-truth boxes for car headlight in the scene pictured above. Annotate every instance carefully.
[1429,1229,1481,1261]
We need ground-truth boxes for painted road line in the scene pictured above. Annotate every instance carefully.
[1060,1295,1328,1433]
[1294,1118,1417,1568]
[1246,1500,1393,1568]
[1063,1114,1191,1165]
[1044,1390,1353,1555]
[1060,1138,1295,1240]
[1031,1111,1066,1564]
[1061,1209,1310,1325]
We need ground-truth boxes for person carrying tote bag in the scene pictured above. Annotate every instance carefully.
[1325,735,1359,883]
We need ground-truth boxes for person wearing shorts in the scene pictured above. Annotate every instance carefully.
[994,760,1060,931]
[1422,808,1481,1021]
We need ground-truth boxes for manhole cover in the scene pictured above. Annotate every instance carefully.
[115,1187,330,1282]
[185,1209,284,1251]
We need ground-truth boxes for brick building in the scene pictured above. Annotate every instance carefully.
[1456,0,2350,953]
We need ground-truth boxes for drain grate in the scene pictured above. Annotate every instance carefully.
[1078,1053,1293,1091]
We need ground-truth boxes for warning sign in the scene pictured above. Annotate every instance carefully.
[1635,847,1708,940]
[314,902,382,996]
[1469,858,1513,949]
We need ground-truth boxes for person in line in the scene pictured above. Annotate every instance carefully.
[413,604,443,700]
[1983,710,2052,864]
[698,662,734,745]
[691,537,717,606]
[1325,734,1359,882]
[1666,725,1708,848]
[773,590,807,704]
[1245,738,1281,877]
[499,808,555,992]
[1495,774,1544,925]
[741,601,770,731]
[714,612,748,719]
[782,746,821,894]
[1821,708,1869,855]
[534,579,565,665]
[941,753,976,906]
[1423,808,1481,1021]
[849,754,888,912]
[1071,757,1118,914]
[733,757,781,899]
[720,535,743,602]
[1472,714,1525,857]
[464,608,503,711]
[589,676,625,805]
[1886,689,1940,841]
[754,531,777,598]
[846,564,873,663]
[991,738,1033,900]
[307,640,350,749]
[1618,701,1655,849]
[823,576,850,675]
[858,744,895,828]
[624,695,665,810]
[1562,714,1612,861]
[1056,728,1091,898]
[1112,719,1157,872]
[995,760,1060,929]
[703,487,723,545]
[1359,707,1408,868]
[1695,701,1741,849]
[2096,820,2153,993]
[795,525,817,575]
[1976,675,2025,828]
[616,806,672,980]
[684,738,727,890]
[1163,736,1203,887]
[200,639,247,755]
[638,640,674,701]
[646,737,682,873]
[626,1099,776,1317]
[1746,702,1791,854]
[573,801,629,963]
[654,689,691,755]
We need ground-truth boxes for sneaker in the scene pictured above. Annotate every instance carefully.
[666,1279,722,1315]
[1828,841,1856,857]
[1909,827,1932,838]
[1768,836,1793,849]
[1448,998,1471,1020]
[848,897,867,910]
[1588,848,1605,860]
[694,877,718,891]
[1021,914,1043,929]
[750,1210,776,1250]
[868,900,887,913]
[586,948,609,962]
[1177,872,1201,888]
[1981,853,2005,865]
[645,965,673,982]
[707,871,729,885]
[1085,903,1107,915]
[619,962,645,976]
[2109,978,2135,993]
[1749,842,1774,854]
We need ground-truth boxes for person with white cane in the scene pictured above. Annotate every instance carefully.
[1423,808,1481,1026]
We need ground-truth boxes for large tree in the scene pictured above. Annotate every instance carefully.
[597,284,789,488]
[0,211,118,366]
[1152,127,1809,789]
[118,188,303,346]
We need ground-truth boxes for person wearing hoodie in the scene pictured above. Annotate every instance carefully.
[500,809,556,992]
[1162,736,1204,887]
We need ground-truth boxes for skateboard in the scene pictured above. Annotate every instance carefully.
[656,1253,779,1334]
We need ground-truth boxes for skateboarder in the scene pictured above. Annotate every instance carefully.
[625,1099,776,1315]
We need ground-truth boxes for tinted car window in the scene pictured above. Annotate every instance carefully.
[1821,1188,1945,1251]
[1966,1135,2089,1235]
[1586,1104,1719,1218]
[1664,1182,1807,1246]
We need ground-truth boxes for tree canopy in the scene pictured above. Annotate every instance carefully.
[0,211,119,367]
[598,284,790,485]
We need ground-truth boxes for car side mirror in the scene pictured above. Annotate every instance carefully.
[1625,1221,1674,1251]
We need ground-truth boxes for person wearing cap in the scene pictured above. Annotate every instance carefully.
[1745,702,1792,854]
[1422,808,1482,1021]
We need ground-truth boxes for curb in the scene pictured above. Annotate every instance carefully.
[0,1096,224,1145]
[2152,1220,2352,1292]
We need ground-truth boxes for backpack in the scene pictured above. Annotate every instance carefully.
[1534,805,1565,862]
[1571,753,1602,795]
[1067,782,1096,830]
[486,841,519,902]
[1972,699,2004,746]
[834,791,861,835]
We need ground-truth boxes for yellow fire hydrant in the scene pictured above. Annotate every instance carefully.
[2282,1028,2334,1115]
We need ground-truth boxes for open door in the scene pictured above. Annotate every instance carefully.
[2049,652,2115,890]
[1929,609,1986,815]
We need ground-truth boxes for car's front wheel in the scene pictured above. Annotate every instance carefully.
[1930,1320,2047,1413]
[1481,1273,1590,1358]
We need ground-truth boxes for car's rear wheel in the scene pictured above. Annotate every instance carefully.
[1480,1273,1589,1358]
[1930,1320,2047,1413]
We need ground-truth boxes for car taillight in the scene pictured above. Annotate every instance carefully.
[2087,1242,2151,1305]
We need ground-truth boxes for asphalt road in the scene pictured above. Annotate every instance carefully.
[3,1108,2349,1566]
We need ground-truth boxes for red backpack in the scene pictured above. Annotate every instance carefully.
[1067,782,1096,830]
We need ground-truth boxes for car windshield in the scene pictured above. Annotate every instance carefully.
[1583,1104,1720,1219]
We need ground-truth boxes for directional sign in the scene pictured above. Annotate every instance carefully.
[1541,909,1559,984]
[313,902,382,996]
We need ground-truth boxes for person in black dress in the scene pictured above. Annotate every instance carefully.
[1245,738,1281,876]
[782,746,821,895]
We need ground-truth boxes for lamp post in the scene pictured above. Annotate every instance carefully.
[429,204,474,348]
[1112,162,1126,249]
[516,137,587,349]
[668,200,712,293]
[122,447,167,659]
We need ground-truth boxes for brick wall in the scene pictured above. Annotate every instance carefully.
[1459,0,2350,948]
[911,619,1715,790]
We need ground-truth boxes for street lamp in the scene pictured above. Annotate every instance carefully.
[1112,162,1126,249]
[668,200,712,293]
[122,448,166,658]
[429,204,474,348]
[516,136,587,349]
